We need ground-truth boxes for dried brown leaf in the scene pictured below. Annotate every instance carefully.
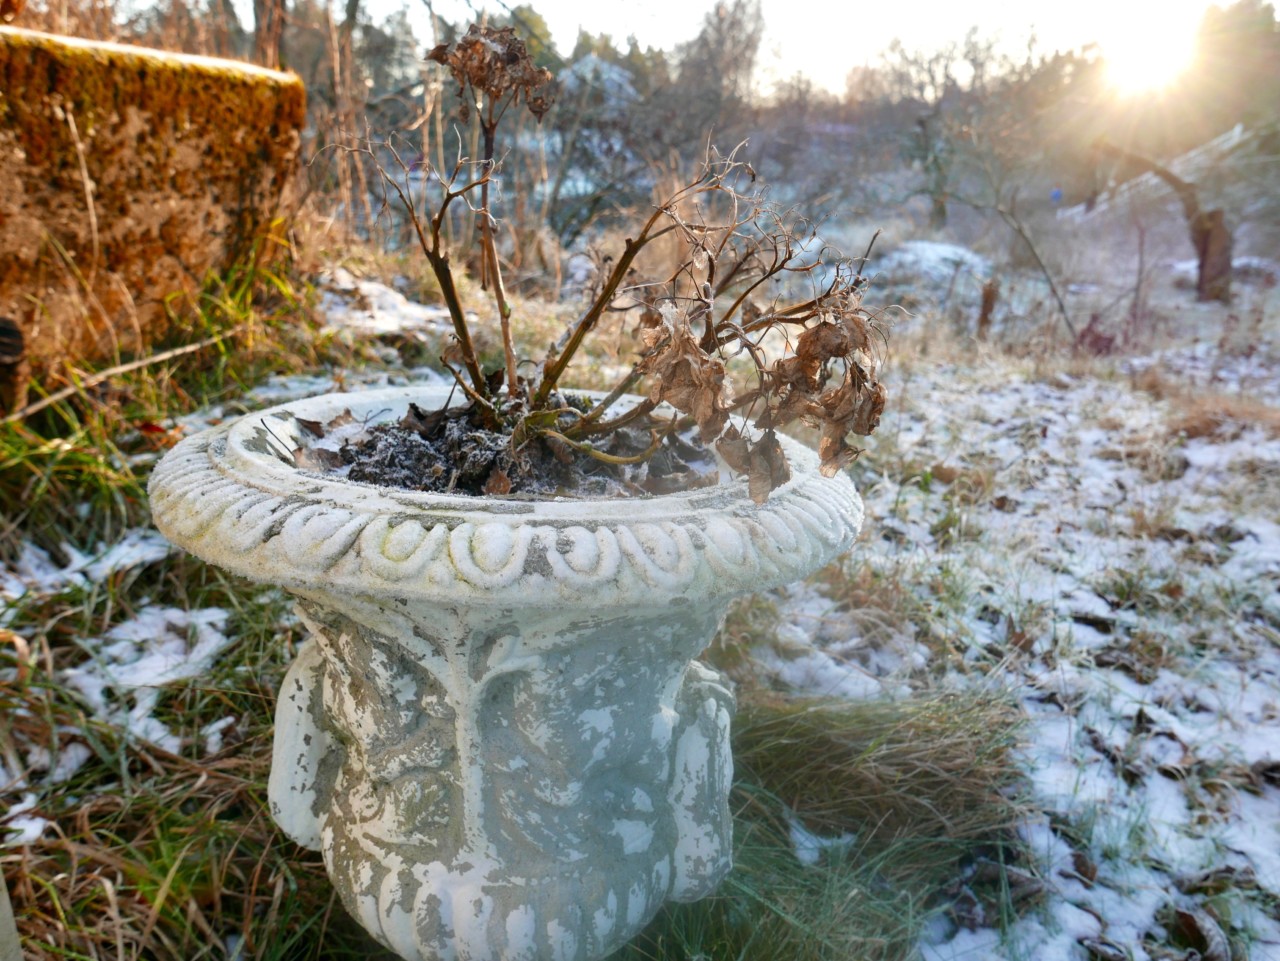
[817,427,862,478]
[1175,865,1257,895]
[747,429,790,504]
[483,467,512,495]
[840,311,872,353]
[428,25,556,121]
[715,425,752,474]
[1079,938,1128,961]
[295,417,325,438]
[1172,908,1230,961]
[1069,850,1098,885]
[641,324,731,442]
[398,401,446,437]
[796,321,854,365]
[849,381,886,435]
[771,354,820,392]
[638,305,666,350]
[640,469,720,495]
[292,446,345,472]
[327,408,356,430]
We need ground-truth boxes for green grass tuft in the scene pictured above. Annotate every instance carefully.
[615,692,1027,961]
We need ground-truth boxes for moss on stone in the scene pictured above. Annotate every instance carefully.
[0,26,306,411]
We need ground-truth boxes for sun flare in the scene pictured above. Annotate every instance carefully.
[1101,14,1199,96]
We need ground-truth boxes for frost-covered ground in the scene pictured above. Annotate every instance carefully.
[764,345,1280,960]
[2,273,1277,960]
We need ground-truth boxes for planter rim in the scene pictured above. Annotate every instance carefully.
[148,384,864,605]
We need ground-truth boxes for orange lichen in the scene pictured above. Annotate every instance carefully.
[0,26,305,411]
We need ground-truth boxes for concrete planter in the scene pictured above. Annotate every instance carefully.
[148,384,863,961]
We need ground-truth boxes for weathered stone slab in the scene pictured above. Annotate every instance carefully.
[0,27,305,413]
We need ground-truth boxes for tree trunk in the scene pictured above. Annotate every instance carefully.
[252,0,285,69]
[1193,209,1233,303]
[976,279,998,339]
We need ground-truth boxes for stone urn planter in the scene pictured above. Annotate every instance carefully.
[148,384,863,961]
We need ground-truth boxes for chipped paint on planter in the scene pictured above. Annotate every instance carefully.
[148,385,863,961]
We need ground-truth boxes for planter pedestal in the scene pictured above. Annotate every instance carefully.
[149,385,862,961]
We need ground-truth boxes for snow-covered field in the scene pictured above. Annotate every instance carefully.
[769,343,1280,960]
[2,271,1277,961]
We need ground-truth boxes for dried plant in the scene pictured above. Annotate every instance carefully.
[361,23,887,501]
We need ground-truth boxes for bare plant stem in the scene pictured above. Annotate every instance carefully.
[373,150,489,402]
[995,201,1076,340]
[479,119,519,396]
[482,227,518,394]
[533,207,668,408]
[65,112,98,287]
[540,425,667,465]
[569,395,658,438]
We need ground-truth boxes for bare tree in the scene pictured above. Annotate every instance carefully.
[1093,138,1233,303]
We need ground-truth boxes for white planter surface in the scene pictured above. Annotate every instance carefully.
[149,385,863,961]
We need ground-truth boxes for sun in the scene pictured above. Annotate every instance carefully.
[1101,12,1200,96]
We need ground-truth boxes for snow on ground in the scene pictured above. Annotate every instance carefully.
[0,530,172,619]
[0,531,239,843]
[877,241,993,286]
[318,266,454,337]
[1168,256,1280,289]
[61,606,234,755]
[760,347,1280,959]
[2,271,1278,958]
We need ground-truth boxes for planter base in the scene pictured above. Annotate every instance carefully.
[268,598,734,961]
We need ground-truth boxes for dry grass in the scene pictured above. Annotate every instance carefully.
[0,209,1048,961]
[0,261,351,556]
[1132,364,1280,440]
[5,613,1027,961]
[1,557,401,961]
[929,460,998,507]
[732,692,1024,849]
[811,554,934,652]
[620,690,1028,961]
[1167,394,1280,440]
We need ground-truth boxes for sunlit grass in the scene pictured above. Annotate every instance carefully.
[617,693,1027,961]
[0,261,349,558]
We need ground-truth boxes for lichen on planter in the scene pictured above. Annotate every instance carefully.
[148,385,864,961]
[0,27,304,412]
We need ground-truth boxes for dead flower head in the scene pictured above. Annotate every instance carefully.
[621,158,888,503]
[428,24,556,122]
[639,305,733,443]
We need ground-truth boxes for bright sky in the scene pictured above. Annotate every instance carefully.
[391,0,1215,96]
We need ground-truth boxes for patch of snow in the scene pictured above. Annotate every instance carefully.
[753,644,885,700]
[0,530,172,623]
[202,716,238,755]
[63,607,235,754]
[876,241,992,285]
[755,345,1280,960]
[787,812,856,866]
[319,267,453,337]
[1,794,48,846]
